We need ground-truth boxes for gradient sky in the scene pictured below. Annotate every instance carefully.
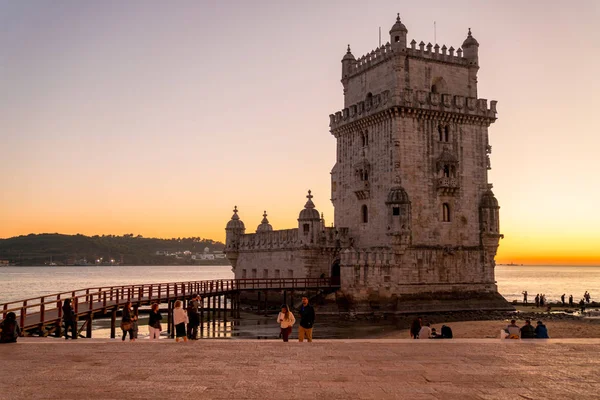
[1,1,599,265]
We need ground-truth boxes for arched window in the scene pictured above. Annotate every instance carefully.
[443,165,450,178]
[444,126,450,142]
[438,125,443,141]
[442,203,451,222]
[395,35,400,43]
[361,205,368,223]
[431,84,438,94]
[361,133,366,147]
[303,223,310,234]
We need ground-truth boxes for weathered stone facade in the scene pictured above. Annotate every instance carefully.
[226,15,507,310]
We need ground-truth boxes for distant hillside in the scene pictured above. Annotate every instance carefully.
[0,233,229,266]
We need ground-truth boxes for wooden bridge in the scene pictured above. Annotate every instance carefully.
[0,278,337,338]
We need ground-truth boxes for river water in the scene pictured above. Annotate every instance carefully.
[1,264,598,305]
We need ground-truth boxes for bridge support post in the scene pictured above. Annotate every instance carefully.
[110,309,116,339]
[264,291,268,316]
[283,290,287,307]
[55,320,62,338]
[257,291,261,314]
[167,301,174,338]
[236,293,241,319]
[200,299,204,339]
[86,313,93,338]
[223,294,227,324]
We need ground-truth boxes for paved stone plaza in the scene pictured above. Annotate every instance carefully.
[1,339,599,399]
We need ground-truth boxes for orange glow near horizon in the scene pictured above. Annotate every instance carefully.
[2,2,600,266]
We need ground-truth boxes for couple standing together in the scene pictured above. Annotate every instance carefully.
[276,296,315,342]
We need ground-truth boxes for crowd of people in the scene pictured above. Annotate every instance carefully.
[522,291,593,309]
[503,319,549,339]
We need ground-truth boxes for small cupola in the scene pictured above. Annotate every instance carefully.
[389,13,408,50]
[298,190,321,221]
[256,210,273,233]
[461,28,479,65]
[226,206,245,231]
[341,44,356,79]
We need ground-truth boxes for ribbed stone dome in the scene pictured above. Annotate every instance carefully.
[342,45,355,61]
[226,206,246,230]
[462,28,479,47]
[480,190,499,208]
[298,190,321,220]
[256,211,273,233]
[386,186,410,204]
[389,13,407,33]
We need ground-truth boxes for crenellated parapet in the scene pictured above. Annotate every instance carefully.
[329,89,497,130]
[236,226,345,252]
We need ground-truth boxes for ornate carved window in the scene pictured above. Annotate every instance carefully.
[361,205,369,223]
[442,203,451,222]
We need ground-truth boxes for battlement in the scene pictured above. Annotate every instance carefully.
[345,39,470,80]
[329,89,497,130]
[235,227,341,252]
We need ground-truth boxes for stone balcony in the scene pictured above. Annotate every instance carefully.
[436,177,459,195]
[354,180,370,200]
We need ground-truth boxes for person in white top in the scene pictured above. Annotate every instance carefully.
[276,304,296,342]
[173,300,189,342]
[418,323,432,339]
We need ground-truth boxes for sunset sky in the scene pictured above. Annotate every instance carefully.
[1,1,599,265]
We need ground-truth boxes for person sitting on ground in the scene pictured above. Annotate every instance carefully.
[535,320,549,338]
[418,322,432,339]
[430,327,442,339]
[0,312,21,343]
[505,320,521,339]
[520,319,535,339]
[440,325,453,339]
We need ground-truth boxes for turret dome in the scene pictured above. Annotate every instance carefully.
[389,13,407,34]
[226,206,246,230]
[386,186,410,204]
[256,211,273,233]
[342,44,355,61]
[298,190,321,220]
[480,190,499,208]
[462,28,479,47]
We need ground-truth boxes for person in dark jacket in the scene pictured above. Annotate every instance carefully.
[148,303,163,340]
[186,294,200,340]
[535,321,549,338]
[520,320,535,339]
[298,295,315,342]
[0,312,21,343]
[121,301,135,341]
[62,298,77,340]
[410,317,422,339]
[440,325,453,339]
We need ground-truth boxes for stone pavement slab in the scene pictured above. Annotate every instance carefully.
[1,339,599,399]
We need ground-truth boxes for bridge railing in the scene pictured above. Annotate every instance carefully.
[0,278,334,329]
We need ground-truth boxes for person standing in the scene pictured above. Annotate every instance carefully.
[534,294,540,308]
[410,317,422,339]
[276,304,295,342]
[298,295,315,342]
[173,300,189,342]
[148,303,162,340]
[62,298,77,340]
[569,295,574,307]
[186,294,200,340]
[121,301,135,342]
[522,291,528,304]
[561,294,565,306]
[0,312,21,343]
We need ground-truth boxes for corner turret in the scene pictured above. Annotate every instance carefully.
[256,211,273,233]
[225,206,245,271]
[298,190,321,245]
[341,44,356,80]
[389,13,408,51]
[462,28,479,65]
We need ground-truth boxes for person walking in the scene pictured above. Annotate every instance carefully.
[276,304,295,342]
[298,295,315,342]
[0,312,21,343]
[173,300,189,342]
[410,317,422,339]
[148,303,162,340]
[186,295,200,340]
[121,301,135,342]
[62,298,77,340]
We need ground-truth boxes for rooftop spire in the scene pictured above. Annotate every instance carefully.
[261,210,269,224]
[347,44,351,53]
[231,206,239,220]
[396,13,401,23]
[304,190,315,209]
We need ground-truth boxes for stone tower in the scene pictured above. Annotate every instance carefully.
[329,14,506,309]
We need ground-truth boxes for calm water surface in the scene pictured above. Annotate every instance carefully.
[1,265,598,304]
